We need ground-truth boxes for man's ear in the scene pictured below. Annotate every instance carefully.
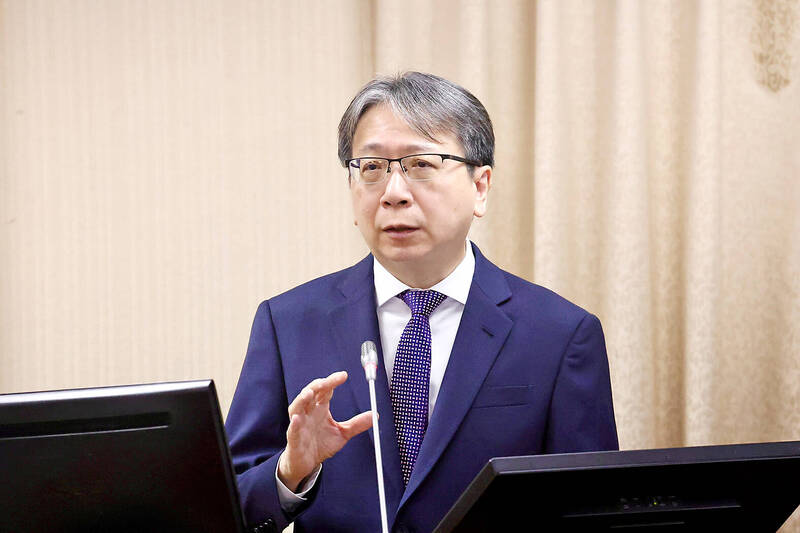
[473,166,492,218]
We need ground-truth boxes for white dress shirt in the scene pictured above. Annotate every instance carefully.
[277,242,475,510]
[373,241,474,419]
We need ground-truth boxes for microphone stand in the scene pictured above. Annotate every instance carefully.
[362,341,389,533]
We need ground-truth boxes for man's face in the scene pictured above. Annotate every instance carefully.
[349,104,491,288]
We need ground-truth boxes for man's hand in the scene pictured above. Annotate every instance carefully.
[277,371,372,492]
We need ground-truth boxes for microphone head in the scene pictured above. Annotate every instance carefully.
[361,340,377,364]
[361,341,378,381]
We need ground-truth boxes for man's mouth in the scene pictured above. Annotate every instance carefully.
[383,225,418,234]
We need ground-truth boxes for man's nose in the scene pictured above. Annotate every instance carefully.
[380,161,413,206]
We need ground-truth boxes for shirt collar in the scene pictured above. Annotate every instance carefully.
[373,241,475,307]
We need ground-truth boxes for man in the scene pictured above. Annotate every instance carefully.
[225,72,618,533]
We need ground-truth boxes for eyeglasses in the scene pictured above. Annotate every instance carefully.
[345,153,482,184]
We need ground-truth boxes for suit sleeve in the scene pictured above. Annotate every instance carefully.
[544,312,619,453]
[225,300,299,532]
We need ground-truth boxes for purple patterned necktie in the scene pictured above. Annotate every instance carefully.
[390,289,446,485]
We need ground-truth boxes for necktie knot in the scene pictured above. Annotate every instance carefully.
[400,289,446,318]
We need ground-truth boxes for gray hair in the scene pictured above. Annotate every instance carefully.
[337,71,495,168]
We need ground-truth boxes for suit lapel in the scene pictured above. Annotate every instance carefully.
[399,245,513,508]
[328,256,378,419]
[328,255,405,515]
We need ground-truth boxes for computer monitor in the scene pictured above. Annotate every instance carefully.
[435,440,800,532]
[0,380,246,533]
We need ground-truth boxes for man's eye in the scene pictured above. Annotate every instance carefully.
[407,158,427,168]
[361,161,383,172]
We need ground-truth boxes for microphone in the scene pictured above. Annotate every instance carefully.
[361,340,378,381]
[361,340,389,533]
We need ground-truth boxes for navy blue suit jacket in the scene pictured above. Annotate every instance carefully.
[225,244,618,532]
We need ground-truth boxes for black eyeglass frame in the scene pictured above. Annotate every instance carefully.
[344,153,484,184]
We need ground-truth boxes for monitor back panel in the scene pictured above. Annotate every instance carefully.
[0,381,245,533]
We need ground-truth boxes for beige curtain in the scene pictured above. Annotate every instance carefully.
[2,0,799,529]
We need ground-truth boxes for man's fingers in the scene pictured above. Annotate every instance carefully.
[312,371,347,395]
[288,371,348,416]
[315,371,348,404]
[339,410,373,440]
[305,371,347,394]
[287,387,315,416]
